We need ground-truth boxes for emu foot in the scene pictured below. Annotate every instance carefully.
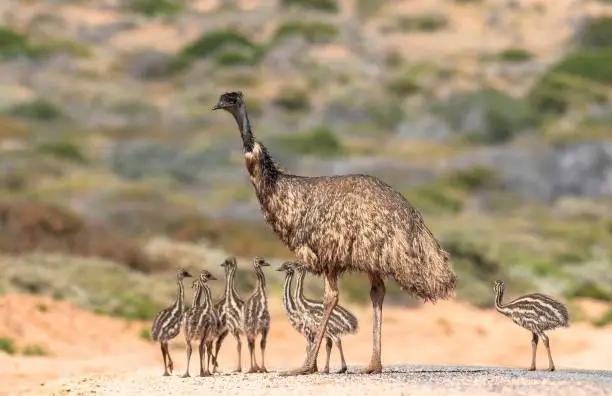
[181,373,190,378]
[232,367,242,374]
[247,365,259,374]
[162,371,171,377]
[258,366,268,373]
[279,364,317,376]
[527,366,536,371]
[199,370,211,377]
[336,366,348,374]
[546,366,556,372]
[320,367,329,374]
[359,362,382,374]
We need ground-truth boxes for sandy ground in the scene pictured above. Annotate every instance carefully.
[0,294,610,395]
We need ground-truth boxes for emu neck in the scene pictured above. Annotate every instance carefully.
[294,269,308,310]
[494,288,510,315]
[281,272,297,314]
[227,268,240,301]
[191,286,203,307]
[175,277,185,311]
[229,105,254,153]
[254,267,267,297]
[201,284,213,312]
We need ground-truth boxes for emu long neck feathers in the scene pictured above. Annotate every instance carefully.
[230,105,254,153]
[201,283,213,312]
[281,272,297,313]
[192,284,203,307]
[255,267,267,292]
[175,276,185,311]
[494,286,511,315]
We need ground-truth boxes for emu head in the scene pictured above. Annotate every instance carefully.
[220,256,237,273]
[277,261,297,274]
[212,91,244,113]
[177,268,192,280]
[253,256,270,269]
[493,279,504,294]
[199,270,217,284]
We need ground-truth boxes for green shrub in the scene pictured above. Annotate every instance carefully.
[433,88,536,143]
[35,141,87,163]
[442,166,501,192]
[126,0,183,17]
[0,27,41,60]
[8,99,63,121]
[396,13,448,33]
[405,185,464,214]
[101,294,163,320]
[528,72,609,116]
[594,309,612,327]
[22,344,48,356]
[355,0,388,20]
[368,102,405,130]
[172,29,262,70]
[274,125,344,157]
[385,75,421,98]
[499,48,533,62]
[576,16,612,48]
[139,328,151,340]
[280,0,339,13]
[273,21,338,44]
[0,337,16,355]
[550,49,612,84]
[568,282,611,301]
[272,88,311,112]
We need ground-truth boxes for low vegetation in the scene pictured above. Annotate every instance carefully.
[22,344,49,356]
[273,21,339,44]
[126,0,184,17]
[0,337,16,355]
[395,13,448,33]
[273,125,345,157]
[280,0,339,13]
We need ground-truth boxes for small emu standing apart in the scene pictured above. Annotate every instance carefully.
[151,268,192,376]
[213,91,455,375]
[493,280,570,371]
[213,257,245,373]
[243,257,271,373]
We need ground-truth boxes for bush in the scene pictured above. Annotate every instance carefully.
[594,309,612,327]
[22,344,48,356]
[385,75,421,98]
[100,293,162,320]
[172,29,262,70]
[273,21,339,44]
[0,201,171,273]
[395,14,448,33]
[550,49,612,84]
[0,27,40,60]
[7,99,62,121]
[126,0,183,17]
[499,48,533,62]
[274,125,344,157]
[433,88,536,143]
[0,337,16,355]
[528,72,609,116]
[442,166,501,191]
[272,88,311,112]
[404,185,464,214]
[35,141,87,163]
[576,16,612,49]
[280,0,339,13]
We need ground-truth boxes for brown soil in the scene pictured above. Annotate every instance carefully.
[0,293,610,395]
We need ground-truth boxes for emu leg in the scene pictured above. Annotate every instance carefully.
[258,329,269,373]
[335,339,348,374]
[206,340,215,374]
[541,333,555,371]
[214,329,228,372]
[181,339,192,378]
[528,332,539,371]
[305,336,318,372]
[247,336,258,373]
[280,272,339,376]
[233,331,243,373]
[160,342,170,376]
[322,338,332,374]
[198,338,208,377]
[165,343,174,374]
[360,273,385,374]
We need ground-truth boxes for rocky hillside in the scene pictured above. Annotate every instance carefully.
[1,0,612,308]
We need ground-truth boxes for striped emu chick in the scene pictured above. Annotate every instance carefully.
[196,270,222,376]
[493,280,569,371]
[293,262,358,374]
[212,256,245,373]
[182,278,208,377]
[151,268,192,376]
[277,261,321,371]
[242,257,271,373]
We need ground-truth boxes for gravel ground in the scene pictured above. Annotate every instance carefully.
[47,365,612,396]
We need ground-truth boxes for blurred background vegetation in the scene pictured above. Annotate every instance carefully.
[0,0,611,327]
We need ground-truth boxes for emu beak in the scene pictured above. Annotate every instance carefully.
[276,266,284,272]
[212,104,221,110]
[184,271,193,277]
[209,274,217,280]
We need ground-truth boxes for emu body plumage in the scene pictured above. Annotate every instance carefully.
[494,280,569,371]
[213,91,456,375]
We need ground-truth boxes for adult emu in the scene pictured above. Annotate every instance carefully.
[212,91,456,375]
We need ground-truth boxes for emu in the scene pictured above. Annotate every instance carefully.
[493,280,570,371]
[213,91,456,375]
[151,268,192,376]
